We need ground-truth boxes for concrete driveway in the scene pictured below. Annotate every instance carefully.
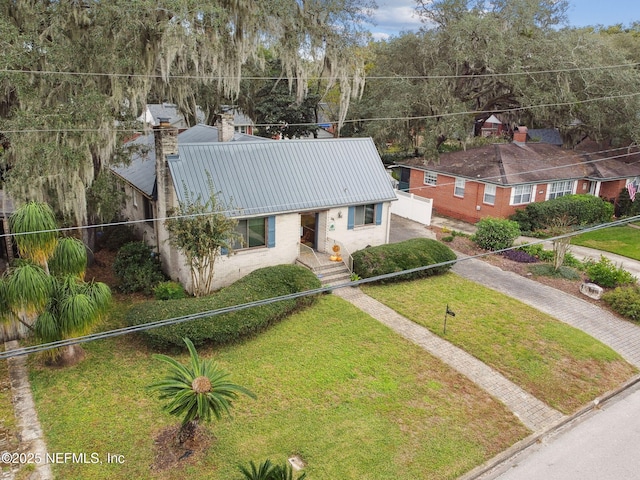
[389,214,436,243]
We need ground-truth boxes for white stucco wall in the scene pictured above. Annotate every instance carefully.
[319,203,391,257]
[166,212,301,293]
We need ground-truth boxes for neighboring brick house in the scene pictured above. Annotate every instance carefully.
[396,129,640,224]
[112,117,396,293]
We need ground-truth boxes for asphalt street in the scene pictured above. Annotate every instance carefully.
[482,380,640,480]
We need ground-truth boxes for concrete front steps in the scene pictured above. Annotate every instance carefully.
[296,250,352,287]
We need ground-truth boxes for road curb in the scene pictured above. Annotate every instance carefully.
[459,373,640,479]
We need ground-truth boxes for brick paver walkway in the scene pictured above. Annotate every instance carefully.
[333,287,565,432]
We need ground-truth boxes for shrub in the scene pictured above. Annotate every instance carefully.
[113,241,165,294]
[472,217,521,251]
[352,238,456,282]
[603,286,640,321]
[125,264,321,350]
[154,281,187,301]
[97,224,136,251]
[510,194,614,233]
[584,256,637,288]
[528,264,581,280]
[441,235,454,242]
[501,249,538,263]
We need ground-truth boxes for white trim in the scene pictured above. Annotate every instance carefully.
[423,171,437,186]
[454,178,465,198]
[483,184,496,205]
[510,184,535,205]
[546,180,576,201]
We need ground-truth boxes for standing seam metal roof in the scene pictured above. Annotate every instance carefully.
[168,138,397,217]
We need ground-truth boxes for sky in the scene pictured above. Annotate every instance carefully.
[370,0,640,41]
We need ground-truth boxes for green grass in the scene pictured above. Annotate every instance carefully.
[363,273,636,413]
[571,225,640,261]
[29,296,529,480]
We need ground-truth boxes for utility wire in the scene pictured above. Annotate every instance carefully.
[0,143,637,240]
[1,213,639,360]
[3,91,640,134]
[1,62,638,81]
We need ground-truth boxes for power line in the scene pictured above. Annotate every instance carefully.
[1,213,638,360]
[0,143,637,240]
[3,91,640,134]
[1,62,638,81]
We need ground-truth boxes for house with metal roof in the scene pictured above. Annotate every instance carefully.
[112,118,397,293]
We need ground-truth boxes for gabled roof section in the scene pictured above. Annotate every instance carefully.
[527,128,563,146]
[111,125,270,197]
[398,142,590,186]
[168,138,397,217]
[575,141,640,180]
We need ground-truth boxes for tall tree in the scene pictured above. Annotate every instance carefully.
[1,202,111,365]
[0,0,374,236]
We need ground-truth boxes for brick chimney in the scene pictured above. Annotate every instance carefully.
[216,111,235,142]
[153,117,179,272]
[513,126,528,143]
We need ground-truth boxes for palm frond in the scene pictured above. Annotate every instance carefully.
[238,459,275,480]
[49,237,87,278]
[5,263,52,315]
[9,201,58,266]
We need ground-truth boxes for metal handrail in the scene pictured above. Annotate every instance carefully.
[327,238,353,273]
[298,242,322,271]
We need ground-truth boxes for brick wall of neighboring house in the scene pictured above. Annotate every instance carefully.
[599,179,626,201]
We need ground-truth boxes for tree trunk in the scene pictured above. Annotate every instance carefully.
[176,420,198,446]
[49,344,86,367]
[553,238,571,271]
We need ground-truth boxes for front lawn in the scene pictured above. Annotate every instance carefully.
[363,273,636,413]
[29,295,528,480]
[571,225,640,261]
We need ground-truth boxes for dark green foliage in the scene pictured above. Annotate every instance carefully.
[239,459,307,480]
[97,224,136,251]
[154,281,187,301]
[584,256,637,288]
[112,242,165,294]
[352,238,456,282]
[125,265,321,350]
[603,286,640,321]
[517,243,554,262]
[528,264,582,280]
[616,187,640,218]
[510,195,614,233]
[472,217,521,251]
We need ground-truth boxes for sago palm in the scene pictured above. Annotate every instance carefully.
[149,337,256,445]
[239,459,307,480]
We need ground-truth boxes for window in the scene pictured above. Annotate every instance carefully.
[483,184,496,205]
[547,180,574,200]
[233,218,266,249]
[511,184,534,205]
[423,171,437,186]
[143,197,154,224]
[354,204,376,226]
[454,178,465,197]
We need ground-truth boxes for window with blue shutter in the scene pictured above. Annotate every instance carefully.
[375,203,383,225]
[267,216,275,248]
[347,206,355,230]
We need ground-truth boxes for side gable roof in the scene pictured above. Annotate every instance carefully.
[398,143,590,186]
[111,124,269,197]
[168,138,397,217]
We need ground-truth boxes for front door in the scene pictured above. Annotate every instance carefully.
[300,213,317,249]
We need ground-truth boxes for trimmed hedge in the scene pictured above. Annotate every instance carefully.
[125,264,321,350]
[510,194,614,233]
[352,238,456,282]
